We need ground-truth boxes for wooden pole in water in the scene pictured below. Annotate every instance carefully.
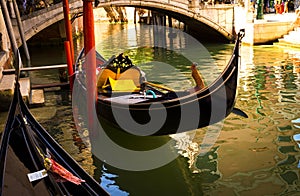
[83,0,97,132]
[12,0,30,67]
[62,0,74,65]
[134,8,136,24]
[147,10,151,24]
[0,0,18,58]
[168,16,172,27]
[64,41,73,90]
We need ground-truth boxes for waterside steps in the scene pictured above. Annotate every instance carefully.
[273,26,300,69]
[0,64,69,110]
[274,27,300,49]
[0,75,44,107]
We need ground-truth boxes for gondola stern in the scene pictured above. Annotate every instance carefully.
[0,49,110,195]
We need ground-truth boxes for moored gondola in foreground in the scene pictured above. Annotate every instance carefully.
[0,51,109,195]
[75,29,246,136]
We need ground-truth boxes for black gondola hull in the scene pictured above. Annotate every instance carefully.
[96,64,238,136]
[76,29,244,136]
[0,51,109,195]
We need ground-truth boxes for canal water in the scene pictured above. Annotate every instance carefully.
[1,23,300,195]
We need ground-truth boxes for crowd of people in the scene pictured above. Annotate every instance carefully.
[274,0,291,13]
[16,0,61,16]
[15,0,300,17]
[263,0,299,14]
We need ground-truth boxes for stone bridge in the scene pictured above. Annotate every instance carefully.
[96,0,235,41]
[14,0,82,46]
[14,0,236,45]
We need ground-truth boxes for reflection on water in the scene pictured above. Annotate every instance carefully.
[1,23,300,195]
[206,45,300,195]
[100,165,129,196]
[293,119,300,170]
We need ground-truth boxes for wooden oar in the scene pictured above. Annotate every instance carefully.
[144,81,175,92]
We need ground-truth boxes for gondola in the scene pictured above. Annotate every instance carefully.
[74,29,246,136]
[0,51,109,195]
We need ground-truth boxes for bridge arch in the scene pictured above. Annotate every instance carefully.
[18,0,235,45]
[96,0,235,42]
[17,0,82,46]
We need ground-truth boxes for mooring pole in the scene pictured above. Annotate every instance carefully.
[12,0,30,67]
[0,0,18,58]
[168,15,172,27]
[83,0,97,132]
[63,0,74,64]
[62,0,75,92]
[134,8,136,24]
[64,41,73,90]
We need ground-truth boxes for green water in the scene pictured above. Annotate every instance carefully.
[1,23,300,195]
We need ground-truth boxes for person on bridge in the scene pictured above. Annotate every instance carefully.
[284,0,289,13]
[275,1,281,13]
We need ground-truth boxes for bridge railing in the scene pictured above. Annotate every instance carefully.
[198,5,234,37]
[99,0,189,9]
[17,0,63,16]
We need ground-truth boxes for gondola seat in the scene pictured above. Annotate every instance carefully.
[97,54,143,93]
